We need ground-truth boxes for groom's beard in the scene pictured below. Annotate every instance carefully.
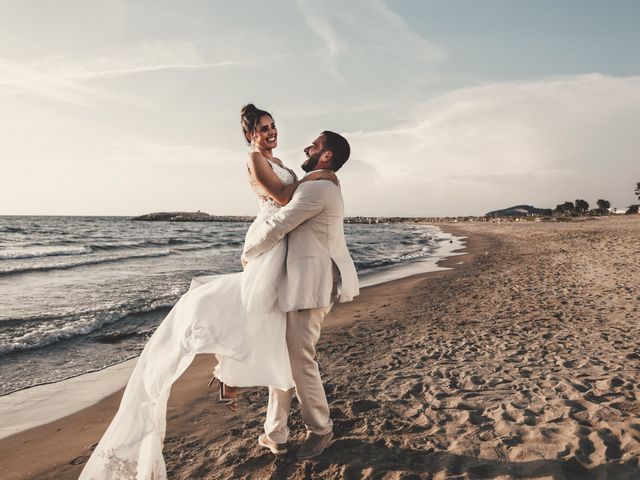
[301,152,322,173]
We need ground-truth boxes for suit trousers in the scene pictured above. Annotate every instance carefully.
[264,304,333,443]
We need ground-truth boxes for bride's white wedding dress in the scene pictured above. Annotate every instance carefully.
[80,160,295,480]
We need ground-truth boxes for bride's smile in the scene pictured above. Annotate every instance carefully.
[252,115,278,151]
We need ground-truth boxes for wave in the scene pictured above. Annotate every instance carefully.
[1,237,226,259]
[0,246,92,260]
[0,226,26,234]
[0,250,173,275]
[89,241,237,254]
[89,242,148,251]
[0,242,226,276]
[0,298,178,355]
[355,244,437,271]
[173,242,241,251]
[89,238,206,251]
[398,247,434,260]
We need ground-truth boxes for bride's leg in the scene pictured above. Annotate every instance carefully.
[209,358,240,407]
[221,382,239,400]
[208,365,240,411]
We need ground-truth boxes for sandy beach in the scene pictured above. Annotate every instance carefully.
[1,216,639,479]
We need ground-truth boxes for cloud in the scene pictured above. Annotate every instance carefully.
[341,74,640,216]
[295,0,345,57]
[295,0,446,83]
[37,40,241,80]
[0,39,243,105]
[0,57,120,106]
[295,0,347,80]
[105,141,239,166]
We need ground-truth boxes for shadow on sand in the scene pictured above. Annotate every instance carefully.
[244,437,640,480]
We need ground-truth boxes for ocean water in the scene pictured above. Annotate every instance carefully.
[0,216,449,395]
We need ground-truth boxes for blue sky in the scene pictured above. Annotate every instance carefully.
[1,0,639,216]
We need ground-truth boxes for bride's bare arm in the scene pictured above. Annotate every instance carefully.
[248,153,300,205]
[247,153,338,206]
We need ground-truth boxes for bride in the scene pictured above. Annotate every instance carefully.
[79,104,336,480]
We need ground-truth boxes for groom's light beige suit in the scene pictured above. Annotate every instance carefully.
[242,178,359,443]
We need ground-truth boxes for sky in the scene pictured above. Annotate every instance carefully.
[1,0,639,217]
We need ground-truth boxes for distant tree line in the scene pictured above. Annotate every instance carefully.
[554,182,640,216]
[554,199,608,216]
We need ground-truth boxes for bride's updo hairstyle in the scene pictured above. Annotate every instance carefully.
[241,103,273,145]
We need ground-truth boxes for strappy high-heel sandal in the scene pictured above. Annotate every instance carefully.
[208,375,239,412]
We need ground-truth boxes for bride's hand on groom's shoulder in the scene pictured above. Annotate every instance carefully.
[241,251,251,268]
[303,170,340,186]
[241,248,260,268]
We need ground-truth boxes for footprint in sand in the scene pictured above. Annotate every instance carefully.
[349,399,380,415]
[609,376,625,388]
[565,400,590,422]
[522,409,538,426]
[332,418,362,436]
[467,409,494,426]
[577,434,596,462]
[501,433,523,447]
[400,382,425,398]
[597,428,622,460]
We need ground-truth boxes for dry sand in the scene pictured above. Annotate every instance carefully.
[1,216,639,479]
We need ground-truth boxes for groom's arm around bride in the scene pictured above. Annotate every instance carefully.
[242,131,359,459]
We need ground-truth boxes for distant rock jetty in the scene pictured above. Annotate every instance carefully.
[132,212,255,222]
[132,211,459,224]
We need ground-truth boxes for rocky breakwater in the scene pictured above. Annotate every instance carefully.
[132,212,255,222]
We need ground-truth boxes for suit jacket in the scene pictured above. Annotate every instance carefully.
[242,179,359,312]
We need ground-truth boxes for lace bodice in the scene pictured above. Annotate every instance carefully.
[250,159,296,215]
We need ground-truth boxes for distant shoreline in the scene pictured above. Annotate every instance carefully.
[131,210,636,224]
[130,211,475,224]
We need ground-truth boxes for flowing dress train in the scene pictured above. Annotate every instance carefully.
[80,160,295,480]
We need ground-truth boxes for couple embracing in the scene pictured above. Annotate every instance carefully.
[80,104,359,479]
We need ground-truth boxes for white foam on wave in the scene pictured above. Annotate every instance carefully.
[0,249,173,275]
[171,243,220,252]
[0,297,177,355]
[0,245,92,260]
[359,229,466,288]
[398,247,432,260]
[0,242,222,275]
[355,231,439,270]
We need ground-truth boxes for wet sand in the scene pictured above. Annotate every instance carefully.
[1,216,639,479]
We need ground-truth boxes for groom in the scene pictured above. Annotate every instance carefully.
[242,131,359,459]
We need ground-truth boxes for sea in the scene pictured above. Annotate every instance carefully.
[0,216,459,397]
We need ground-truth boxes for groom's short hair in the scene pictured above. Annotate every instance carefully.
[322,131,350,171]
